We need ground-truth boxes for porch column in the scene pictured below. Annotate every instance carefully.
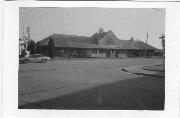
[112,50,115,57]
[97,49,99,55]
[110,50,113,58]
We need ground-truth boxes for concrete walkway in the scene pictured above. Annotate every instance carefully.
[122,64,164,78]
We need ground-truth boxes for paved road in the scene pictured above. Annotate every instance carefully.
[18,58,163,109]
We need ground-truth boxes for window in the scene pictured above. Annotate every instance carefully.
[92,49,97,53]
[32,54,41,58]
[106,38,115,44]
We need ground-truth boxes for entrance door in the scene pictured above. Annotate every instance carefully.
[106,50,111,57]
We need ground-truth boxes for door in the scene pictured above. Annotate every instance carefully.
[106,50,111,57]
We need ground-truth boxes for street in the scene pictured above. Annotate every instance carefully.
[18,58,164,109]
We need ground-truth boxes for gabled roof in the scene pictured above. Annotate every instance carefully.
[39,32,156,50]
[91,32,108,40]
[91,32,109,43]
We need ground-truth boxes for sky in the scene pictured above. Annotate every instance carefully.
[19,8,165,49]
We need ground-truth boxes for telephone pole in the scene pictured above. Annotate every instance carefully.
[159,34,165,71]
[26,26,31,39]
[144,32,148,58]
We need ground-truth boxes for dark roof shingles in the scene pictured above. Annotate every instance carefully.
[39,33,156,50]
[40,34,99,48]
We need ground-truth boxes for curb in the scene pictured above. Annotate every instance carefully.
[122,64,164,78]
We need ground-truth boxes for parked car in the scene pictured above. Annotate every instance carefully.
[29,54,50,63]
[19,56,29,64]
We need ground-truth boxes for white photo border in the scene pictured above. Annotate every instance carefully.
[3,1,180,118]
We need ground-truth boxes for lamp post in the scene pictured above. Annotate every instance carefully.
[159,34,165,71]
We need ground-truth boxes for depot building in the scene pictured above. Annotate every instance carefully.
[38,28,156,58]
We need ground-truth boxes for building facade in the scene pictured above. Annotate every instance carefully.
[38,29,156,58]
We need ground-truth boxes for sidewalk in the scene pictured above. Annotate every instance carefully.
[122,64,165,78]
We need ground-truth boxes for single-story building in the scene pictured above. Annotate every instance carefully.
[38,28,156,58]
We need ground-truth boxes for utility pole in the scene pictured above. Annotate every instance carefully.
[146,32,148,44]
[159,34,165,71]
[146,32,148,58]
[21,9,25,38]
[26,26,31,39]
[20,9,26,56]
[20,9,30,57]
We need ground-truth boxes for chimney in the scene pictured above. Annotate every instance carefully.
[130,37,134,41]
[99,28,104,33]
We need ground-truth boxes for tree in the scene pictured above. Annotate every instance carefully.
[36,41,42,54]
[21,49,27,57]
[27,40,36,55]
[48,36,55,58]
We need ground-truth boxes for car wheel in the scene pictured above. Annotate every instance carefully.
[24,59,28,63]
[42,59,46,63]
